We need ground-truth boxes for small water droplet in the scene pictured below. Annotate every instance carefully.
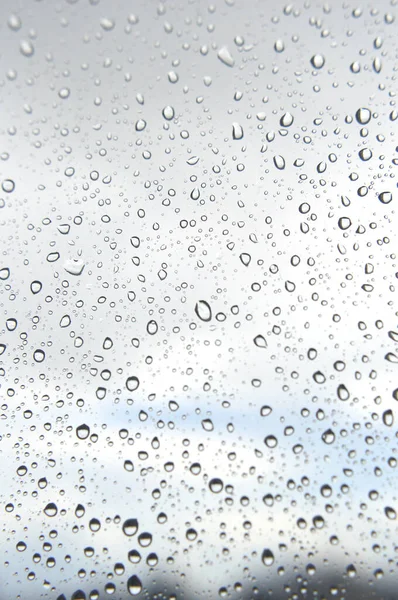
[20,40,34,57]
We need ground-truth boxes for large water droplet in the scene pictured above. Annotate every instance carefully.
[262,549,275,566]
[217,46,234,67]
[123,518,139,536]
[127,575,142,596]
[209,478,223,493]
[126,376,140,392]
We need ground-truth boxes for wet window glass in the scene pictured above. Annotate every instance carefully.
[1,1,397,599]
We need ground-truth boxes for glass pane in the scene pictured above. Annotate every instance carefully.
[1,1,396,599]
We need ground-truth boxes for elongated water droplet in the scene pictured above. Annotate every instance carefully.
[232,122,244,140]
[195,300,212,322]
[273,155,285,170]
[217,46,234,67]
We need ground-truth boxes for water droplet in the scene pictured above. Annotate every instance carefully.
[76,424,90,440]
[337,384,350,401]
[60,314,71,328]
[262,549,275,566]
[30,280,42,294]
[20,40,34,57]
[240,253,251,266]
[232,123,244,140]
[8,14,22,31]
[313,371,326,384]
[127,575,142,596]
[209,478,224,493]
[379,191,392,204]
[58,87,70,99]
[311,54,325,69]
[190,463,201,475]
[135,119,146,132]
[100,17,115,31]
[0,268,10,280]
[322,429,335,444]
[384,506,396,520]
[195,300,212,322]
[162,105,175,120]
[280,112,294,127]
[254,335,267,348]
[217,46,234,67]
[89,518,101,532]
[273,155,285,170]
[33,349,45,363]
[146,320,158,335]
[126,376,140,392]
[123,518,139,536]
[64,259,85,276]
[338,217,352,230]
[75,504,85,518]
[264,435,278,448]
[2,179,15,193]
[355,107,371,125]
[44,503,58,517]
[382,410,393,427]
